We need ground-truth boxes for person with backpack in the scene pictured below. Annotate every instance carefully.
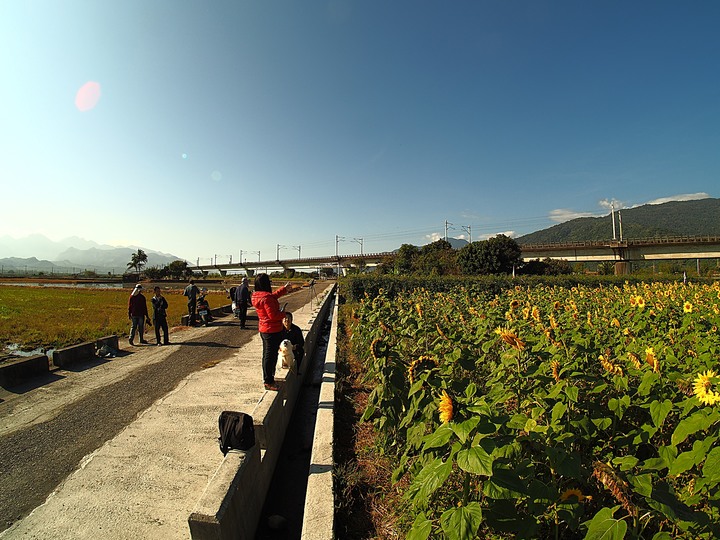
[151,286,170,346]
[183,279,200,326]
[234,276,251,329]
[251,273,298,391]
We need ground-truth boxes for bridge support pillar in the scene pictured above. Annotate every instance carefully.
[614,262,631,275]
[219,269,227,277]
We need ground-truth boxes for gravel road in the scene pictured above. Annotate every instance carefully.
[0,285,326,533]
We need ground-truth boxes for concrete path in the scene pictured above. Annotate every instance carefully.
[0,285,331,540]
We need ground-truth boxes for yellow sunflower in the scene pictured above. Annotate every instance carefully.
[627,352,641,369]
[683,302,693,313]
[551,360,561,382]
[600,354,623,376]
[495,327,526,351]
[439,390,454,423]
[548,314,558,330]
[636,296,646,309]
[645,347,660,373]
[560,488,591,502]
[693,370,720,406]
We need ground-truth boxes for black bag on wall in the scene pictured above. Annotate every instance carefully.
[218,411,255,455]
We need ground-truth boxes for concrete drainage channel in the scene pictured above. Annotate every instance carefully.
[255,300,335,539]
[188,289,337,540]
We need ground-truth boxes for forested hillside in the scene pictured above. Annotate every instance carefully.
[517,198,720,244]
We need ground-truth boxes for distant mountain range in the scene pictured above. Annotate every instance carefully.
[2,198,717,272]
[517,198,720,245]
[0,234,185,274]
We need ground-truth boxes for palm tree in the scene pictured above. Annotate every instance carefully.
[127,249,148,275]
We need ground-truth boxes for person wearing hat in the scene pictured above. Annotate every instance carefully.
[128,284,150,345]
[234,276,251,329]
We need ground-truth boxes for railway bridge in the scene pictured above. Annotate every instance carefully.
[519,235,720,263]
[193,236,720,276]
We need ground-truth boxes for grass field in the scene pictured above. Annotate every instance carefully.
[0,285,232,351]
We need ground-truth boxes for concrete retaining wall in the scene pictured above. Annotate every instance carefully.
[52,335,119,368]
[0,354,49,388]
[188,285,337,540]
[52,342,96,368]
[300,293,338,540]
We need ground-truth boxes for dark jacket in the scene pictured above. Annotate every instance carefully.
[251,286,288,333]
[151,295,168,320]
[234,283,250,306]
[128,294,148,318]
[281,323,304,362]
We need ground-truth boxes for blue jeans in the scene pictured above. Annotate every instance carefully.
[129,316,145,342]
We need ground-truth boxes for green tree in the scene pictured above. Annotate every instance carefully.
[394,244,419,275]
[143,266,167,280]
[457,235,522,275]
[167,260,191,280]
[126,249,148,275]
[596,261,615,275]
[545,257,573,275]
[416,240,459,275]
[374,255,396,274]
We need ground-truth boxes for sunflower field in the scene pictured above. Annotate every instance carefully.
[347,280,720,539]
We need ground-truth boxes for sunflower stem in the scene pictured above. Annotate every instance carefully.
[462,471,470,506]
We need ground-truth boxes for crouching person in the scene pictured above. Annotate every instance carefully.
[281,312,305,372]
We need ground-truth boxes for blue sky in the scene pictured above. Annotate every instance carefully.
[1,1,718,263]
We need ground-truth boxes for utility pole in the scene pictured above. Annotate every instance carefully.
[239,250,243,264]
[460,225,472,243]
[445,220,453,242]
[293,245,301,259]
[618,211,623,242]
[352,237,364,255]
[335,235,346,277]
[611,203,617,240]
[335,235,346,257]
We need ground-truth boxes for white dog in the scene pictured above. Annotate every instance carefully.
[277,339,295,373]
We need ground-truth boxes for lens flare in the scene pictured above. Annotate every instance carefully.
[75,81,101,111]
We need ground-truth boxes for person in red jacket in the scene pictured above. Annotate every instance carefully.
[251,273,297,390]
[128,284,150,345]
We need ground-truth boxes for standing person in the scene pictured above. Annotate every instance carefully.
[281,312,305,372]
[251,273,297,390]
[183,279,200,326]
[128,284,150,345]
[151,286,170,346]
[234,276,251,329]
